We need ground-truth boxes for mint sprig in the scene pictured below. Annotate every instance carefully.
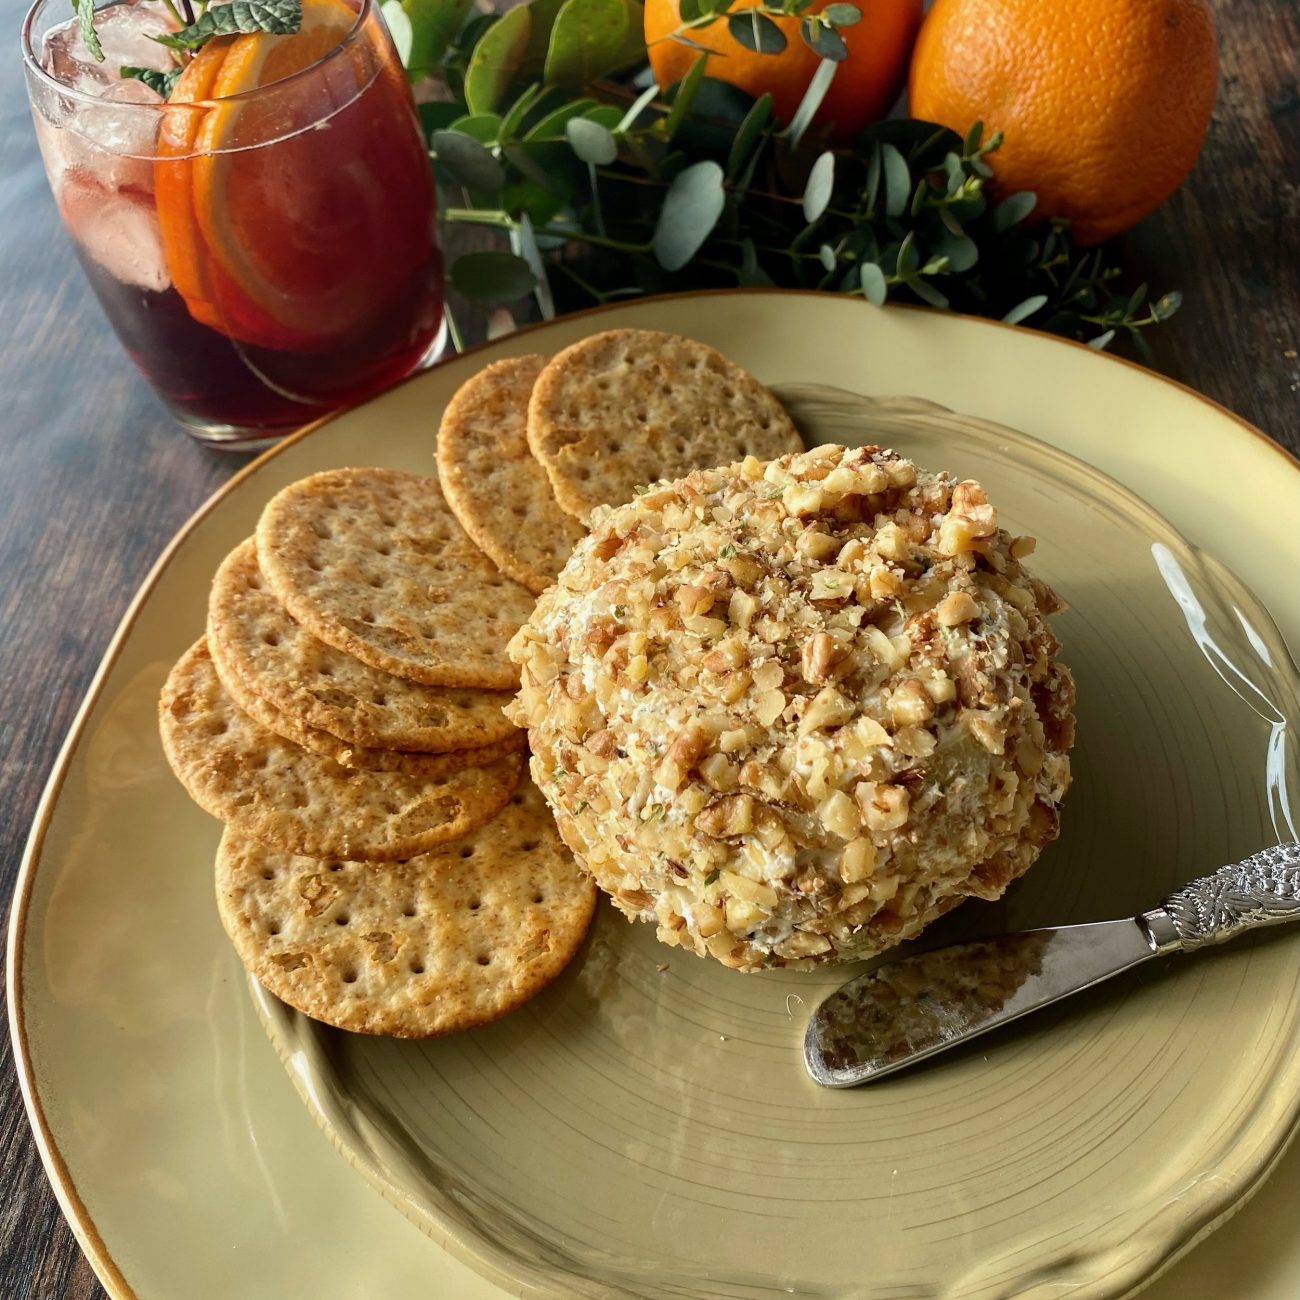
[120,64,183,96]
[73,0,103,61]
[75,0,302,98]
[153,0,303,51]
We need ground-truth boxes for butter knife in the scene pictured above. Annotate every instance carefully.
[804,841,1300,1088]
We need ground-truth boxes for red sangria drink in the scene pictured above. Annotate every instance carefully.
[23,0,443,448]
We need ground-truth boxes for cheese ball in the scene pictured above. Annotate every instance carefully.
[508,444,1074,971]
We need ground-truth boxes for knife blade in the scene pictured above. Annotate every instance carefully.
[804,841,1300,1087]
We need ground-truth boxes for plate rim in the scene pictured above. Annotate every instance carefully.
[8,289,1300,1300]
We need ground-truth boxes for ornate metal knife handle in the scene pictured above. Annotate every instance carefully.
[1143,842,1300,953]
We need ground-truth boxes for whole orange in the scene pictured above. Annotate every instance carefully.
[646,0,923,142]
[908,0,1218,244]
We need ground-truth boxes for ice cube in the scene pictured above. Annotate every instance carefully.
[41,3,176,95]
[61,172,170,294]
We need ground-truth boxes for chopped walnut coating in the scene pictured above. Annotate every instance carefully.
[508,443,1074,971]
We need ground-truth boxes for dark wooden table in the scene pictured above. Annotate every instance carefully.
[2,1,1297,1296]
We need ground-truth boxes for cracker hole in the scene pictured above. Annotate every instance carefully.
[319,665,334,678]
[577,468,591,482]
[460,846,475,859]
[468,898,481,911]
[262,870,274,881]
[609,441,622,454]
[373,693,387,707]
[262,631,281,647]
[520,840,540,853]
[366,576,384,589]
[376,544,392,557]
[307,558,324,573]
[673,440,687,455]
[511,794,525,805]
[361,612,376,625]
[312,524,332,541]
[268,921,280,935]
[410,960,425,974]
[336,914,350,926]
[328,862,342,873]
[402,905,416,917]
[342,969,357,984]
[531,893,544,905]
[476,955,491,966]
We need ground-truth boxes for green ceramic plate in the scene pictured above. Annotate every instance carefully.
[10,292,1300,1300]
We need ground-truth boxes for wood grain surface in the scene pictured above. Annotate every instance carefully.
[1,1,1296,1297]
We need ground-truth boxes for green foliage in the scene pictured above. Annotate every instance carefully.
[418,0,1178,351]
[120,64,183,95]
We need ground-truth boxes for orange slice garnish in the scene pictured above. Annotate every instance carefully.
[156,0,432,350]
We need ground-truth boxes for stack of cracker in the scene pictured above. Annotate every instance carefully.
[159,465,596,1037]
[159,329,801,1037]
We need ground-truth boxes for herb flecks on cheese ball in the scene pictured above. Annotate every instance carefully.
[507,444,1074,971]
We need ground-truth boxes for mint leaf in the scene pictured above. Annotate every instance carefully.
[155,0,302,51]
[120,64,182,97]
[74,0,103,62]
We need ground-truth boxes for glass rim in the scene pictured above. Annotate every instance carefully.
[21,0,372,111]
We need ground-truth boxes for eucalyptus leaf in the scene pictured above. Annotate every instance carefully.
[566,117,618,165]
[678,0,702,19]
[802,150,835,223]
[380,0,413,64]
[545,0,629,92]
[800,20,847,61]
[1152,291,1182,321]
[992,191,1037,232]
[431,129,506,191]
[728,10,785,54]
[448,113,502,144]
[962,120,984,156]
[726,92,771,182]
[653,160,726,271]
[498,83,547,143]
[154,0,300,49]
[880,143,910,218]
[942,151,965,195]
[401,0,471,77]
[1125,282,1148,317]
[464,6,530,116]
[822,2,861,24]
[859,263,887,307]
[910,279,949,309]
[662,51,708,140]
[863,145,881,212]
[450,251,539,303]
[524,98,598,142]
[783,54,835,147]
[511,212,556,319]
[934,230,978,273]
[1001,294,1047,325]
[1087,329,1116,351]
[895,231,919,278]
[818,243,837,272]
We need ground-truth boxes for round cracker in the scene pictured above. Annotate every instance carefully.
[215,781,598,1037]
[255,468,537,689]
[436,355,586,595]
[159,640,523,861]
[208,633,523,778]
[526,329,802,522]
[208,540,519,753]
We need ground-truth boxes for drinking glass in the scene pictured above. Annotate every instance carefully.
[22,0,444,449]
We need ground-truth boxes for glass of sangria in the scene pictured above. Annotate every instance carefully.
[22,0,444,449]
